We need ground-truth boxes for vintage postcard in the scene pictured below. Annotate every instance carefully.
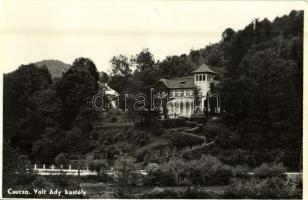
[0,0,306,199]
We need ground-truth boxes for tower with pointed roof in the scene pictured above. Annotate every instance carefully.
[192,64,217,111]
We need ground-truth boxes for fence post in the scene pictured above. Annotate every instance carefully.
[69,165,71,170]
[51,165,54,170]
[34,164,37,170]
[43,164,45,169]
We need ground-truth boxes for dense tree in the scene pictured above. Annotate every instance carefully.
[55,154,69,168]
[54,57,99,129]
[108,55,132,93]
[158,54,194,77]
[89,159,109,175]
[32,137,54,163]
[193,86,201,113]
[3,64,53,154]
[72,57,99,82]
[222,28,236,42]
[127,49,162,123]
[108,55,133,110]
[16,155,32,175]
[99,71,109,83]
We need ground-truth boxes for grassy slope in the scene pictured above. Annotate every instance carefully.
[90,112,208,162]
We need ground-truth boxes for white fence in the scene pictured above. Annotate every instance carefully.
[33,164,147,176]
[33,164,97,176]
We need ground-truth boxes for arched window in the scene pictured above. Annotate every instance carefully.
[199,75,202,81]
[203,74,206,81]
[196,75,198,81]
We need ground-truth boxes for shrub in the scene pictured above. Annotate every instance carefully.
[88,159,109,178]
[145,155,234,186]
[31,177,55,192]
[16,155,32,175]
[203,122,227,136]
[110,117,118,123]
[253,162,286,178]
[140,188,181,199]
[214,164,234,184]
[128,172,146,186]
[232,165,250,177]
[54,153,69,168]
[168,132,204,147]
[224,177,302,199]
[146,167,177,186]
[190,154,233,185]
[139,187,218,199]
[152,121,164,136]
[145,163,160,173]
[182,187,218,199]
[162,118,186,129]
[145,161,179,186]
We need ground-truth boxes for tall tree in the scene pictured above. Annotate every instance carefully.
[3,64,52,154]
[55,57,99,129]
[128,49,162,123]
[108,55,133,110]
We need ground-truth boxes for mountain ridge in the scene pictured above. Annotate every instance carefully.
[35,59,71,79]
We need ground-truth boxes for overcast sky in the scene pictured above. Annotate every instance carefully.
[0,0,305,73]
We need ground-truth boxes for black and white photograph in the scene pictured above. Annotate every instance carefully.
[0,0,305,199]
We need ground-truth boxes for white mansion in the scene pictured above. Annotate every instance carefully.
[159,64,221,118]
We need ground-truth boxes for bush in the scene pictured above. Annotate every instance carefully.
[188,154,233,185]
[253,162,286,178]
[214,164,234,184]
[128,172,146,186]
[182,187,218,198]
[110,117,118,123]
[232,165,250,177]
[31,177,55,192]
[162,118,186,129]
[203,123,232,146]
[140,187,181,199]
[54,153,69,168]
[139,187,218,199]
[146,155,234,186]
[146,167,177,186]
[152,121,164,136]
[88,159,109,178]
[16,155,32,175]
[168,132,204,147]
[224,177,302,199]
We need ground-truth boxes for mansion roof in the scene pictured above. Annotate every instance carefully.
[159,76,194,89]
[159,64,219,90]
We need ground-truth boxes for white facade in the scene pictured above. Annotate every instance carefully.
[194,73,214,98]
[167,88,194,118]
[194,73,215,112]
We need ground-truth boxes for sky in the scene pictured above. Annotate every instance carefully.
[0,0,305,73]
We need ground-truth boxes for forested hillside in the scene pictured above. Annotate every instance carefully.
[217,10,303,154]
